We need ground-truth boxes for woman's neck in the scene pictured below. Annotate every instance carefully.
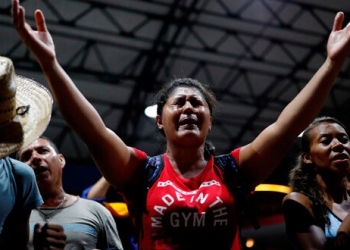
[317,174,348,204]
[166,146,208,178]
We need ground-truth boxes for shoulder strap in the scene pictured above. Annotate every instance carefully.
[132,155,164,232]
[214,154,260,230]
[144,155,164,189]
[138,155,164,213]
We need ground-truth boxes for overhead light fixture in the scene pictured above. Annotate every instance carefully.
[144,104,157,118]
[254,184,291,194]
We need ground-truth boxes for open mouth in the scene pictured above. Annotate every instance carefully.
[34,166,48,175]
[179,121,198,130]
[179,117,198,126]
[332,154,349,165]
[333,153,348,160]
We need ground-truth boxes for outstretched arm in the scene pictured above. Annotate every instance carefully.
[238,12,350,186]
[12,0,141,189]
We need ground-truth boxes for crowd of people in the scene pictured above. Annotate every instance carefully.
[1,0,350,249]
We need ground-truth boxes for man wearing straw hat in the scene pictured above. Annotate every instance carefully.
[0,56,60,249]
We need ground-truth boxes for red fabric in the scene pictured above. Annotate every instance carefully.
[139,153,242,250]
[132,147,147,160]
[126,148,244,249]
[232,147,241,163]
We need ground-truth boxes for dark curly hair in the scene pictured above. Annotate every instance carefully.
[154,78,218,160]
[288,116,347,227]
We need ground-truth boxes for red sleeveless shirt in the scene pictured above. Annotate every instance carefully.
[126,149,243,250]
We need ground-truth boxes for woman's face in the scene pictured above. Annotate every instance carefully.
[304,122,350,175]
[156,86,212,147]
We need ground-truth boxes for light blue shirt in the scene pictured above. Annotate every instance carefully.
[325,209,342,238]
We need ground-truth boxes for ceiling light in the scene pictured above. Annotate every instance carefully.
[144,104,157,118]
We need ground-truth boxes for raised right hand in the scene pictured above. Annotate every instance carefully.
[326,12,350,64]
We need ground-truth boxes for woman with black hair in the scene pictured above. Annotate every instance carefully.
[283,117,350,249]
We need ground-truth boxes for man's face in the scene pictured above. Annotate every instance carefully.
[18,138,64,187]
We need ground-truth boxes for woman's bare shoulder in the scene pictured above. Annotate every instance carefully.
[283,191,313,215]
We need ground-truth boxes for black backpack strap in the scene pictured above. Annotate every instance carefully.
[214,154,260,230]
[144,155,164,189]
[132,154,165,234]
[138,155,164,215]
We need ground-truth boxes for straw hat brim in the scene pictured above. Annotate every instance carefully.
[0,75,53,158]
